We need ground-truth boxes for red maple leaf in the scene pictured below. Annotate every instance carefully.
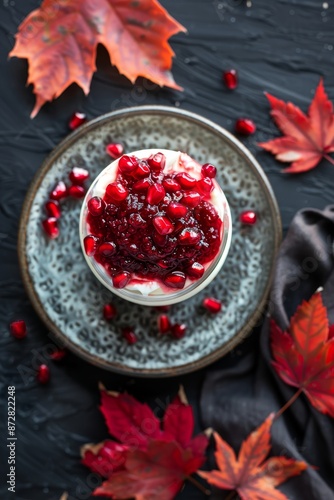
[10,0,186,117]
[199,414,308,500]
[271,290,334,417]
[258,79,334,173]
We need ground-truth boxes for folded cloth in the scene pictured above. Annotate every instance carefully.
[201,207,334,499]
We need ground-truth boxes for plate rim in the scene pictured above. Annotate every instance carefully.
[18,105,282,378]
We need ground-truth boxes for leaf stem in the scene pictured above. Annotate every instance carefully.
[324,154,334,167]
[274,388,303,420]
[186,475,211,495]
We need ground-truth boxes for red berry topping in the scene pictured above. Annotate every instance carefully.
[187,262,205,279]
[132,178,151,192]
[197,177,214,194]
[240,210,257,225]
[164,271,186,289]
[148,152,166,171]
[133,162,151,179]
[179,228,201,245]
[69,167,89,184]
[99,241,117,257]
[203,297,222,313]
[49,349,67,361]
[153,216,174,235]
[88,196,106,216]
[50,181,67,200]
[166,202,188,219]
[84,235,99,256]
[147,183,165,205]
[106,182,128,203]
[158,314,171,334]
[182,191,201,208]
[201,163,217,178]
[37,364,50,384]
[45,200,61,219]
[162,178,181,192]
[106,143,124,159]
[68,185,86,198]
[10,320,27,339]
[42,218,59,239]
[235,118,256,136]
[118,155,138,173]
[113,271,131,289]
[176,172,197,189]
[69,112,87,130]
[223,69,238,90]
[103,303,117,320]
[171,323,187,339]
[122,327,138,345]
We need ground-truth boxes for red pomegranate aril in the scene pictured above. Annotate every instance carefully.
[164,271,186,289]
[133,163,151,179]
[223,69,238,90]
[69,112,87,130]
[106,182,128,202]
[49,348,67,361]
[201,163,217,179]
[10,320,27,339]
[162,178,181,192]
[176,172,197,189]
[50,181,67,200]
[45,200,61,219]
[99,241,117,257]
[171,323,187,339]
[153,216,174,235]
[182,191,201,208]
[122,327,138,345]
[133,178,151,191]
[179,228,201,245]
[37,364,50,384]
[197,177,214,194]
[84,235,99,256]
[106,143,124,159]
[147,183,166,205]
[88,196,106,216]
[240,210,257,225]
[203,297,222,313]
[118,155,138,173]
[167,202,188,219]
[148,152,166,171]
[42,218,59,239]
[68,185,86,198]
[235,118,256,136]
[187,262,205,279]
[158,314,171,334]
[69,167,89,184]
[113,271,131,289]
[103,303,117,320]
[129,213,147,228]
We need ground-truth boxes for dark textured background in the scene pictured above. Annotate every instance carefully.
[0,1,334,499]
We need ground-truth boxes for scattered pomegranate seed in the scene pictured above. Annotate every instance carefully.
[106,143,124,159]
[197,177,214,194]
[133,162,151,179]
[42,218,59,239]
[45,200,61,219]
[50,181,67,200]
[148,152,166,171]
[69,167,89,184]
[182,191,201,208]
[103,303,117,320]
[187,262,205,279]
[133,178,152,191]
[106,182,128,202]
[99,241,117,257]
[179,228,201,245]
[158,314,171,334]
[147,183,166,205]
[118,155,138,173]
[49,349,67,361]
[235,118,256,136]
[153,216,174,235]
[240,210,257,225]
[10,320,27,339]
[201,163,217,178]
[176,172,197,189]
[171,323,187,339]
[162,178,181,192]
[68,185,86,198]
[84,235,99,256]
[113,271,131,289]
[37,364,50,384]
[69,112,87,130]
[122,327,138,345]
[164,271,186,289]
[223,69,238,90]
[88,196,106,216]
[129,213,146,228]
[166,201,188,219]
[203,297,222,314]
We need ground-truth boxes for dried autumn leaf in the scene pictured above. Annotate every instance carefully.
[259,79,334,173]
[199,414,308,500]
[10,0,186,117]
[271,291,334,417]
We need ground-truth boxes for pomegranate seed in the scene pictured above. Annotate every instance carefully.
[49,348,67,361]
[187,262,205,279]
[106,182,128,202]
[99,241,117,257]
[182,191,201,208]
[50,181,67,200]
[133,178,151,191]
[176,172,197,189]
[106,143,124,159]
[147,183,166,205]
[223,69,238,90]
[203,297,222,313]
[113,271,131,289]
[103,303,117,320]
[158,314,171,334]
[235,118,256,136]
[45,200,61,219]
[84,235,99,256]
[147,152,166,171]
[164,271,186,289]
[88,196,105,216]
[162,178,181,192]
[118,155,138,173]
[42,218,59,239]
[201,163,217,178]
[171,323,187,339]
[240,210,257,225]
[10,320,27,339]
[179,228,201,245]
[68,185,86,198]
[167,202,188,219]
[153,216,174,235]
[122,327,138,345]
[129,213,147,228]
[133,162,151,179]
[69,112,87,130]
[69,167,89,184]
[37,364,50,384]
[197,177,214,194]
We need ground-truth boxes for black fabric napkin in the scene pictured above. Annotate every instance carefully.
[201,207,334,499]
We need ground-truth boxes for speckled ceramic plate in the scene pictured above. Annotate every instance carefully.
[18,106,281,377]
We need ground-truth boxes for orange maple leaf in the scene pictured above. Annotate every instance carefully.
[258,79,334,173]
[199,414,308,500]
[10,0,186,117]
